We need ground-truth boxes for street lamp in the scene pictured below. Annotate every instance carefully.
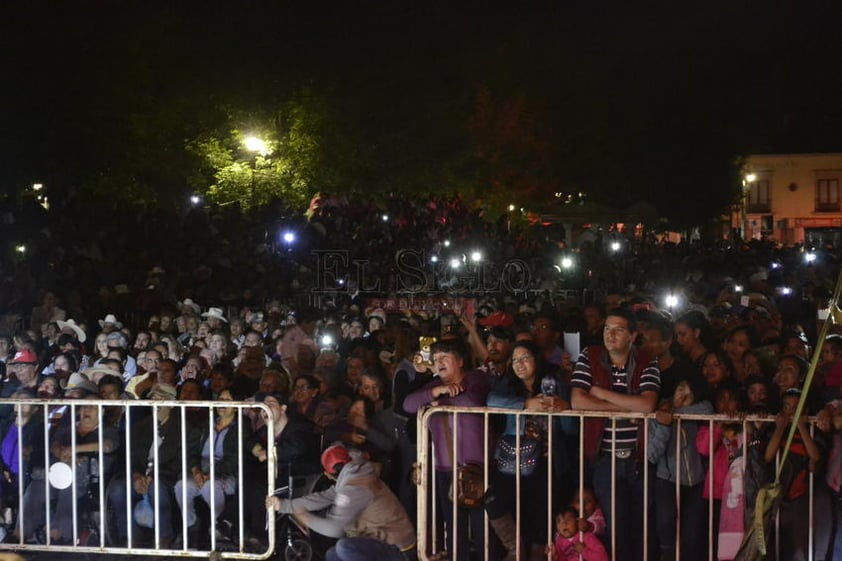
[740,172,757,240]
[244,135,270,209]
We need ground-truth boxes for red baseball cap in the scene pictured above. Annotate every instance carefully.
[10,349,38,365]
[477,311,514,328]
[320,444,352,475]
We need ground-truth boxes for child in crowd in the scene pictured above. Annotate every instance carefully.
[764,388,822,561]
[695,380,743,561]
[548,506,609,561]
[571,487,604,538]
[648,375,712,561]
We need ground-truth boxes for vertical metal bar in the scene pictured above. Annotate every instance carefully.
[515,421,521,558]
[124,402,133,548]
[97,402,105,545]
[70,401,77,546]
[546,408,553,561]
[708,417,714,561]
[643,414,649,561]
[483,410,490,561]
[674,417,681,561]
[152,404,160,549]
[179,403,188,551]
[451,411,459,561]
[237,404,245,552]
[610,416,617,559]
[209,402,216,551]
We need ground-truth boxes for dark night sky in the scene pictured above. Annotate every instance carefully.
[2,1,841,218]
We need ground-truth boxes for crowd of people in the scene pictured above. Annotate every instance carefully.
[0,195,840,560]
[0,255,838,561]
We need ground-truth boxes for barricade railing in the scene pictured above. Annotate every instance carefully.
[0,398,277,559]
[416,405,827,561]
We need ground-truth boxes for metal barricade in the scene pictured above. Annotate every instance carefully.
[0,397,277,559]
[416,406,827,561]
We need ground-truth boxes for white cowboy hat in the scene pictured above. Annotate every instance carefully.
[178,298,201,316]
[98,313,123,329]
[57,319,87,343]
[201,307,228,323]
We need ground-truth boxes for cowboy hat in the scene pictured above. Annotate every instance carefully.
[178,298,201,316]
[201,307,228,323]
[57,319,87,343]
[98,313,123,329]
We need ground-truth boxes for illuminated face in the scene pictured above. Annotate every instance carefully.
[349,322,365,340]
[347,399,367,428]
[781,395,799,419]
[774,358,802,393]
[230,319,243,339]
[674,323,699,353]
[244,332,263,348]
[197,322,210,339]
[486,335,512,363]
[209,334,226,354]
[134,332,150,350]
[673,380,694,409]
[702,354,729,387]
[746,382,767,407]
[157,362,178,385]
[160,315,173,332]
[511,348,536,381]
[783,337,808,359]
[95,333,109,357]
[292,379,317,405]
[572,488,597,518]
[358,375,382,402]
[724,331,751,362]
[556,512,578,539]
[603,317,633,353]
[54,355,70,374]
[432,351,463,383]
[210,372,231,394]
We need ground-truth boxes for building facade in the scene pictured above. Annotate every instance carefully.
[740,153,842,247]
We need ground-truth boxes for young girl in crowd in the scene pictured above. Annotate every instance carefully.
[695,380,743,561]
[548,506,609,561]
[648,374,712,561]
[571,487,604,538]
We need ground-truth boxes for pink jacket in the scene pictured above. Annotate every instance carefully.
[695,423,741,500]
[553,532,609,561]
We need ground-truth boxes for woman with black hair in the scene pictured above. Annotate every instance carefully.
[488,340,577,561]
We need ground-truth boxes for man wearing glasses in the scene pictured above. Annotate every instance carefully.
[570,307,659,561]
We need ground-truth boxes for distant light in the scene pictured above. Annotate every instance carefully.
[15,245,25,254]
[382,214,389,222]
[430,255,439,263]
[665,294,679,308]
[190,195,201,205]
[745,173,757,183]
[805,251,817,263]
[320,334,334,348]
[337,279,345,286]
[470,251,482,262]
[449,258,461,270]
[734,284,744,293]
[560,257,574,269]
[32,183,43,191]
[507,204,516,212]
[282,232,295,244]
[770,262,781,270]
[610,241,621,252]
[244,136,269,155]
[443,240,451,247]
[780,286,793,296]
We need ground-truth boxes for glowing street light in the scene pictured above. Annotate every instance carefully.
[190,195,201,206]
[443,240,451,247]
[744,173,757,184]
[282,232,296,244]
[805,251,817,264]
[430,255,439,263]
[382,214,389,222]
[470,251,482,263]
[244,136,269,155]
[734,284,744,293]
[610,241,621,252]
[665,294,679,309]
[244,135,270,209]
[32,183,43,191]
[507,204,516,212]
[449,257,461,270]
[15,244,26,254]
[560,257,574,269]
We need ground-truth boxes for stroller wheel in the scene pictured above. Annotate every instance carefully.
[284,538,313,561]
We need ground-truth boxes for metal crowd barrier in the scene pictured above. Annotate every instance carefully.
[416,406,828,561]
[0,398,277,559]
